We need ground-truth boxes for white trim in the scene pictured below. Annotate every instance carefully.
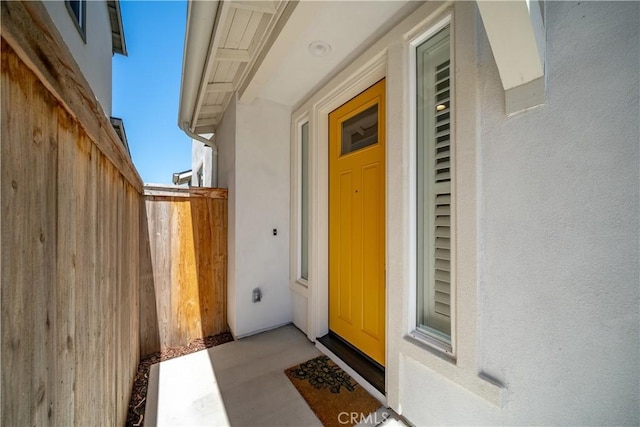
[395,2,504,406]
[290,114,310,287]
[408,15,452,50]
[290,112,311,332]
[290,280,309,297]
[309,57,387,346]
[232,321,292,340]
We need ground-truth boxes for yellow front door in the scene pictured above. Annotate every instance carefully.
[329,79,385,366]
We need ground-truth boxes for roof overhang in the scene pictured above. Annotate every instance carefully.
[179,0,547,132]
[109,117,131,157]
[178,0,220,137]
[107,0,127,56]
[178,0,292,137]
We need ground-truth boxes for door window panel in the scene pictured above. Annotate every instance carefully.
[341,104,378,155]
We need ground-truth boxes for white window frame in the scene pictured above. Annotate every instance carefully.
[291,114,310,290]
[396,4,504,406]
[408,14,456,357]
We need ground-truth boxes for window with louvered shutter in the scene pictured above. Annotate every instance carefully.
[416,25,452,345]
[300,122,309,281]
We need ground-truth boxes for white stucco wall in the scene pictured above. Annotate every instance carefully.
[43,0,113,116]
[217,96,292,338]
[216,97,237,333]
[475,1,639,424]
[398,2,639,425]
[233,98,292,337]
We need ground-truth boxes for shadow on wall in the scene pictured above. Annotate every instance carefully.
[139,200,161,357]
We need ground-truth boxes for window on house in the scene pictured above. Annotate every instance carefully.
[66,0,87,42]
[300,122,310,281]
[416,25,453,349]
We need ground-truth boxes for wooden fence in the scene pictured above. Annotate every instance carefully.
[1,3,142,425]
[140,186,228,358]
[1,2,228,425]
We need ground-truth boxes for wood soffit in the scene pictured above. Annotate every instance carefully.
[191,0,290,134]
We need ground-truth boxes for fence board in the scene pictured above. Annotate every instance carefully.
[140,188,229,356]
[96,155,115,427]
[139,200,160,356]
[73,135,97,426]
[54,109,77,426]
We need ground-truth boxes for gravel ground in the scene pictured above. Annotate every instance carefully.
[126,332,235,427]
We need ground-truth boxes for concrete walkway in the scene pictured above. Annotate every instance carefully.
[144,324,406,427]
[145,324,323,426]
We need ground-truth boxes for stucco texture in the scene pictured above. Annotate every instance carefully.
[218,96,292,338]
[234,98,292,337]
[477,1,639,425]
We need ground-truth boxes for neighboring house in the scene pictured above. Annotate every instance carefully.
[177,135,215,187]
[191,135,216,187]
[43,0,126,117]
[178,1,639,425]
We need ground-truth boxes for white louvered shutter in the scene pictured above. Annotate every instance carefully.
[430,56,451,332]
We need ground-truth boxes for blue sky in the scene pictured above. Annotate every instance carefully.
[113,1,191,185]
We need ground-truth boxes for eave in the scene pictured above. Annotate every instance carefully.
[178,0,293,137]
[107,0,127,56]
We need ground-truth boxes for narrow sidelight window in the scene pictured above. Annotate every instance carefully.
[416,25,452,347]
[300,122,309,281]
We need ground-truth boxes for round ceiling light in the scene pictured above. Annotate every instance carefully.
[308,40,331,57]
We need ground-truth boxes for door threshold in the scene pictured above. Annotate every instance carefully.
[316,332,385,403]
